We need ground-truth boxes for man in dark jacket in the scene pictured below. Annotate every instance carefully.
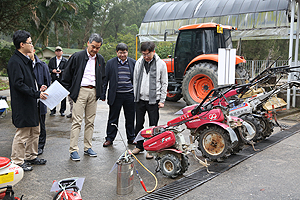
[62,33,105,161]
[48,46,68,116]
[7,30,48,171]
[28,49,51,155]
[101,43,135,147]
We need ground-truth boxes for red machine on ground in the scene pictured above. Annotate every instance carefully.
[136,85,255,178]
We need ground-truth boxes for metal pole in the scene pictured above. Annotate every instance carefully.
[287,0,295,109]
[252,60,254,78]
[293,3,300,107]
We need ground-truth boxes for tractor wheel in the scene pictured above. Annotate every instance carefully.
[197,125,231,162]
[166,88,182,102]
[182,63,218,105]
[231,128,245,154]
[258,116,274,140]
[235,65,249,84]
[160,153,182,178]
[178,154,189,175]
[240,114,262,142]
[182,63,249,105]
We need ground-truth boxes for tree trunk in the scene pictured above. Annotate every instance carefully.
[80,18,94,49]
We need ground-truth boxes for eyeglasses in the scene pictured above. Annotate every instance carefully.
[24,42,33,45]
[142,52,152,57]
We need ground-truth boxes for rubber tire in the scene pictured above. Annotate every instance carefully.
[235,65,249,84]
[178,154,189,175]
[258,116,274,140]
[166,88,182,102]
[182,63,249,105]
[160,153,182,178]
[182,63,218,105]
[231,128,245,154]
[240,114,263,142]
[197,125,231,162]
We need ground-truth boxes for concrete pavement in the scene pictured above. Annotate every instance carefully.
[1,88,300,199]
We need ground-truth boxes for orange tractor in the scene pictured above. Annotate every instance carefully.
[164,23,248,105]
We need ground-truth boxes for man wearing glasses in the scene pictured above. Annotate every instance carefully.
[48,46,68,116]
[101,43,136,147]
[62,33,106,161]
[7,30,48,171]
[132,41,168,159]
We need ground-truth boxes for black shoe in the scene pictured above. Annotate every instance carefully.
[50,111,56,116]
[127,140,135,145]
[19,163,33,171]
[38,148,43,155]
[60,113,65,117]
[66,113,72,118]
[25,157,47,165]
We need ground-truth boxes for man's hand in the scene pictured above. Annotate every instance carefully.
[40,92,48,100]
[40,85,47,92]
[158,102,164,108]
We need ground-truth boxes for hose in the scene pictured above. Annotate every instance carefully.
[130,152,158,193]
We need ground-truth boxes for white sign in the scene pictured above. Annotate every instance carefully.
[218,48,236,85]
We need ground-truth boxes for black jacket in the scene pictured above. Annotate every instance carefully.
[101,57,135,106]
[33,55,51,115]
[7,50,41,128]
[62,49,106,103]
[48,56,68,82]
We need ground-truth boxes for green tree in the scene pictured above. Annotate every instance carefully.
[31,0,78,47]
[0,0,43,34]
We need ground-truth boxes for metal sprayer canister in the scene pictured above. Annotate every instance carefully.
[116,156,134,195]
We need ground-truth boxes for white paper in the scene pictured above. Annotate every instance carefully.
[0,99,8,109]
[40,80,69,110]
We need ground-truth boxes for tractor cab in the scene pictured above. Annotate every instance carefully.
[165,23,247,105]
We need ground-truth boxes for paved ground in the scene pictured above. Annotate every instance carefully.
[1,89,300,199]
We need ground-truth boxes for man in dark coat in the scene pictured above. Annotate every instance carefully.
[101,43,135,147]
[62,33,105,161]
[7,30,48,171]
[48,46,68,116]
[28,50,51,155]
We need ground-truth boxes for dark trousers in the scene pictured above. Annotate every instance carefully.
[50,97,66,114]
[106,92,135,142]
[135,100,159,150]
[38,114,46,150]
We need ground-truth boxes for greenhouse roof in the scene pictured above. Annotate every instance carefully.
[139,0,294,42]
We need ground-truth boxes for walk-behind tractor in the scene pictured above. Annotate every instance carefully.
[228,65,300,141]
[164,23,248,105]
[136,84,255,178]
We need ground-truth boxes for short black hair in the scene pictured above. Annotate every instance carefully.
[116,43,128,52]
[140,41,155,52]
[13,30,31,49]
[88,33,103,45]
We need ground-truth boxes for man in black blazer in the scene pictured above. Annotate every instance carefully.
[101,43,135,147]
[48,46,68,116]
[62,33,106,161]
[7,30,48,171]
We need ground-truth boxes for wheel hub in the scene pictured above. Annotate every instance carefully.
[189,74,214,103]
[203,132,225,155]
[164,161,174,172]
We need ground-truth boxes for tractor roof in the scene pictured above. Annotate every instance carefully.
[179,23,233,31]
